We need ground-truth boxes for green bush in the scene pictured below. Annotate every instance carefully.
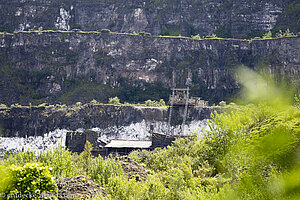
[191,34,202,40]
[128,149,150,163]
[89,99,100,105]
[144,100,157,107]
[0,103,7,109]
[78,141,93,174]
[108,97,120,105]
[144,99,166,107]
[75,141,124,187]
[40,144,82,178]
[89,155,124,186]
[1,144,83,178]
[159,99,166,107]
[1,163,57,200]
[262,30,272,39]
[0,165,12,195]
[218,101,226,107]
[105,175,147,200]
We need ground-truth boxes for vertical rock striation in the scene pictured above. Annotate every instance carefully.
[0,0,297,38]
[0,32,299,104]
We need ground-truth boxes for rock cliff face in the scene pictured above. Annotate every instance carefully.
[0,0,298,38]
[0,104,214,154]
[0,104,212,138]
[0,32,299,105]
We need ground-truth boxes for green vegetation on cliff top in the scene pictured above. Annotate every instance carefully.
[0,28,299,42]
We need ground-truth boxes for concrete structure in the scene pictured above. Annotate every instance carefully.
[105,140,152,155]
[65,131,188,156]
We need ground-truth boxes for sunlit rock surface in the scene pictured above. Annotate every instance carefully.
[0,105,214,154]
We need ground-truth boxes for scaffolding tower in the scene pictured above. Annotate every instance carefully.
[167,87,190,135]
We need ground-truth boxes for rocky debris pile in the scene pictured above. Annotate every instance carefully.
[55,176,106,199]
[119,156,147,181]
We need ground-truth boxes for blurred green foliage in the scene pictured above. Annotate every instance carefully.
[0,163,56,200]
[295,94,300,109]
[0,165,12,196]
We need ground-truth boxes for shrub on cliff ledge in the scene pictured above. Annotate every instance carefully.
[144,99,166,107]
[219,101,226,107]
[108,97,120,105]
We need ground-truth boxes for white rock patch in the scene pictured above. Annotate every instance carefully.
[55,8,71,30]
[0,129,68,157]
[0,120,208,156]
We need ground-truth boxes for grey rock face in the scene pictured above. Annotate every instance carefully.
[0,0,294,38]
[0,104,214,156]
[0,104,213,137]
[0,32,299,105]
